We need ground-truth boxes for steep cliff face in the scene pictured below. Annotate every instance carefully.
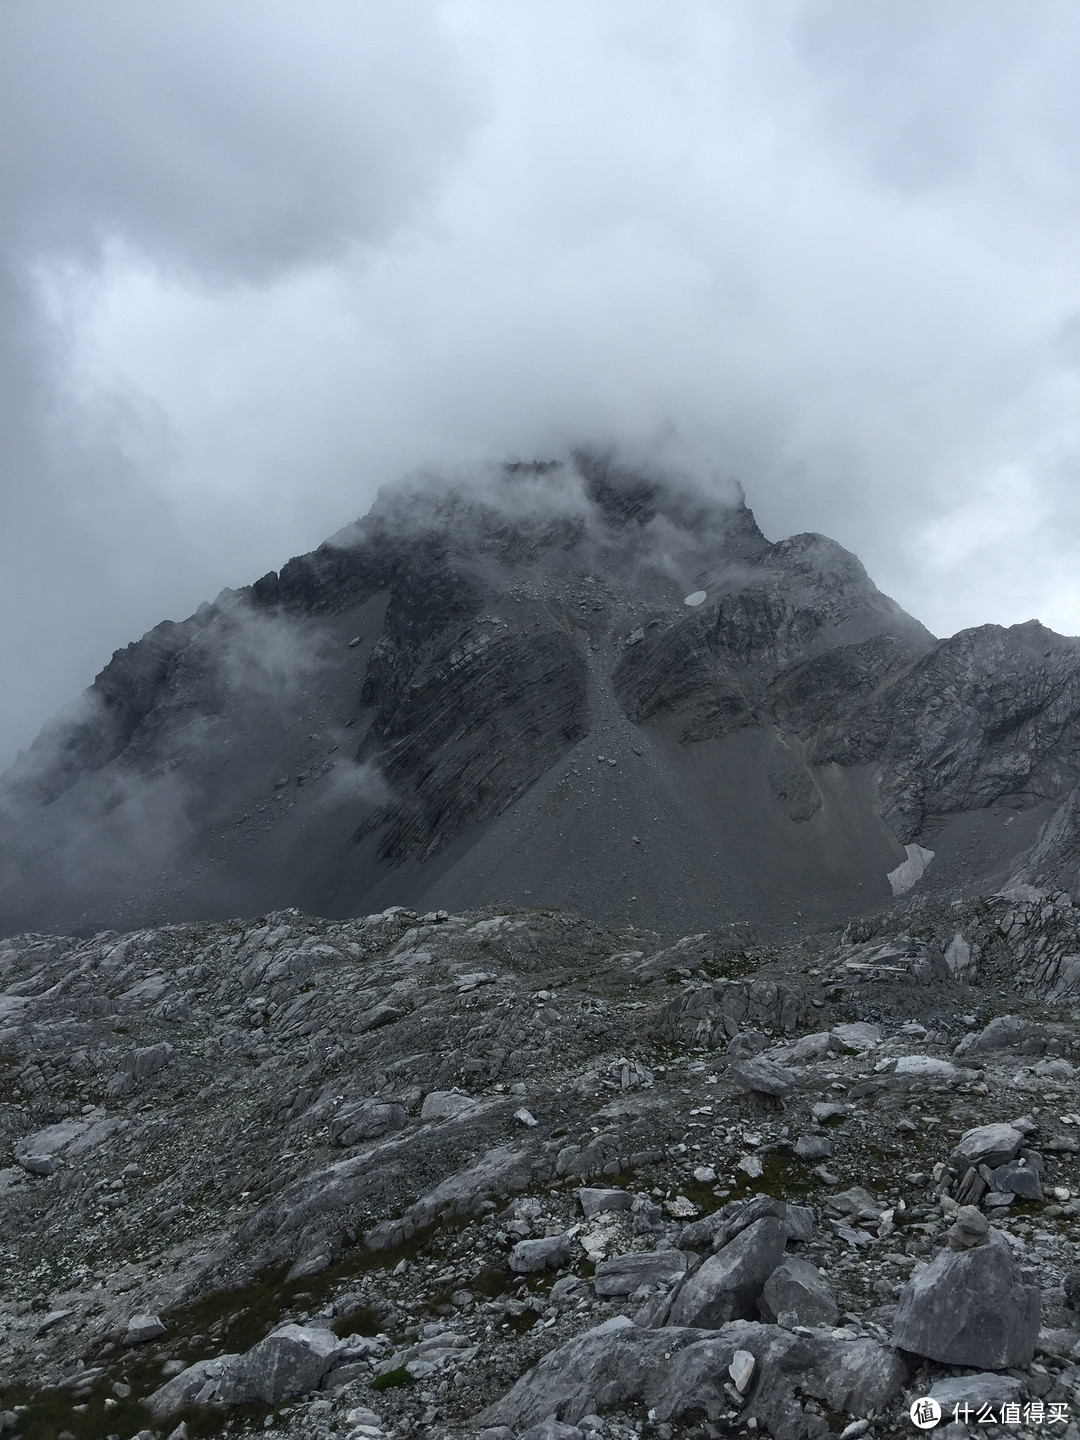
[1,454,1078,938]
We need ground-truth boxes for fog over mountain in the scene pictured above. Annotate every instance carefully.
[3,1,1080,771]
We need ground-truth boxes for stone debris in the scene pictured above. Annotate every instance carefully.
[2,893,1080,1439]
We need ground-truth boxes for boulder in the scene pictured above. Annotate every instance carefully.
[420,1091,480,1121]
[892,1230,1040,1367]
[728,1057,797,1099]
[928,1373,1023,1412]
[593,1250,687,1297]
[990,1159,1044,1201]
[758,1257,839,1328]
[510,1235,571,1274]
[668,1217,787,1327]
[124,1313,166,1346]
[475,1319,906,1440]
[144,1356,241,1419]
[949,1123,1025,1171]
[831,1022,881,1051]
[215,1324,342,1405]
[576,1188,633,1218]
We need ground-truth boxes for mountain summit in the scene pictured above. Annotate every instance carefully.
[3,453,1079,938]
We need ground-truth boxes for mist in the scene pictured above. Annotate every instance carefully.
[3,0,1080,769]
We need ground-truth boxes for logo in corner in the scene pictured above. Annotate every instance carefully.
[910,1397,942,1429]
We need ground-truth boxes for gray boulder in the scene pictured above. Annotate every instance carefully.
[728,1057,797,1099]
[576,1187,633,1218]
[329,1101,406,1146]
[510,1235,571,1274]
[929,1373,1023,1412]
[593,1250,687,1297]
[123,1313,166,1346]
[475,1319,905,1440]
[990,1159,1044,1201]
[892,1230,1040,1367]
[144,1355,241,1419]
[949,1123,1025,1170]
[420,1090,479,1121]
[758,1257,839,1328]
[215,1323,343,1404]
[668,1217,787,1327]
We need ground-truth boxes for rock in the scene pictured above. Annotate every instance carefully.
[831,1022,881,1050]
[990,1158,1044,1200]
[758,1256,839,1328]
[928,1373,1023,1411]
[728,1056,797,1099]
[1063,1270,1080,1309]
[593,1250,688,1297]
[165,1423,190,1440]
[949,1123,1025,1171]
[519,1420,584,1440]
[123,1313,166,1346]
[420,1090,480,1121]
[17,1153,55,1177]
[727,1030,770,1059]
[668,1217,787,1327]
[946,1205,990,1251]
[956,1015,1049,1056]
[328,1101,406,1146]
[728,1348,755,1393]
[509,1235,571,1274]
[892,1229,1040,1367]
[478,1429,515,1440]
[144,1356,241,1419]
[514,1107,539,1127]
[576,1187,633,1218]
[794,1135,832,1161]
[893,1055,957,1081]
[476,1317,905,1440]
[215,1323,343,1405]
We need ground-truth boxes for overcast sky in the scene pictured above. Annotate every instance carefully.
[3,0,1080,768]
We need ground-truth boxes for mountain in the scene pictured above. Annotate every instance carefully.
[2,451,1080,940]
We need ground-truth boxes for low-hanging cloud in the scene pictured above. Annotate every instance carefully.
[3,0,1080,770]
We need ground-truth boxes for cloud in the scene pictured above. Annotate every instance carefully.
[2,0,1080,767]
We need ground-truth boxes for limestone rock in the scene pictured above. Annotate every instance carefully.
[892,1230,1040,1367]
[592,1250,687,1297]
[509,1235,571,1274]
[215,1323,343,1405]
[668,1217,787,1327]
[758,1256,839,1328]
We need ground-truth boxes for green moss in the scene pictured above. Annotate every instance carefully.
[370,1365,413,1390]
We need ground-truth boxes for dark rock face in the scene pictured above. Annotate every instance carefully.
[4,451,1080,938]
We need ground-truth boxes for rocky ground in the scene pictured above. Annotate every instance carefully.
[4,885,1080,1440]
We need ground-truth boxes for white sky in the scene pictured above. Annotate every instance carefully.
[3,0,1080,766]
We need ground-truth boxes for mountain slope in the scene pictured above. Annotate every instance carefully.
[1,454,1077,938]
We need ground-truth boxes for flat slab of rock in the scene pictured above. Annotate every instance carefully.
[420,1091,480,1121]
[668,1217,787,1327]
[892,1230,1040,1367]
[893,1055,956,1081]
[929,1372,1023,1411]
[831,1022,881,1050]
[593,1250,687,1297]
[950,1123,1025,1170]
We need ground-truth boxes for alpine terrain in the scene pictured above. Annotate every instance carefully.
[4,455,1080,1440]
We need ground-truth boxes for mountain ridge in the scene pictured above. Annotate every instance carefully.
[2,453,1078,940]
